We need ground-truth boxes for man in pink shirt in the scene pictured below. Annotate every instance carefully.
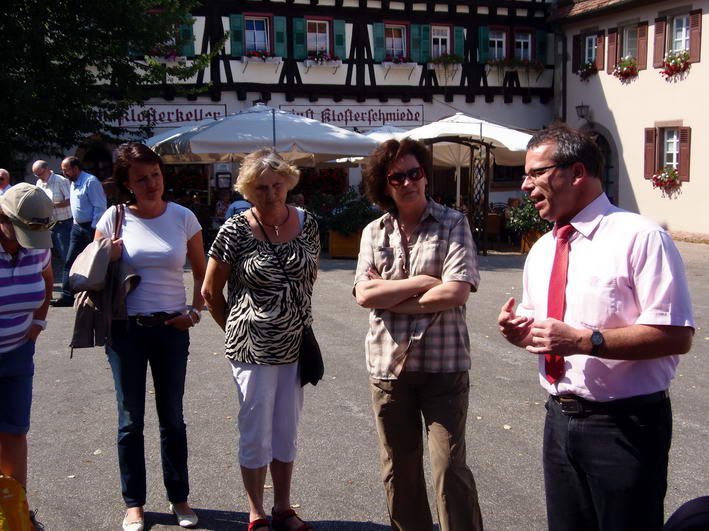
[498,125,694,531]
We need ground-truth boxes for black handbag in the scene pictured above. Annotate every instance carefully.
[252,210,324,386]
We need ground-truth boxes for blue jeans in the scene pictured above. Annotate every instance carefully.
[0,341,35,435]
[51,218,72,265]
[106,320,190,507]
[543,394,672,531]
[60,222,94,300]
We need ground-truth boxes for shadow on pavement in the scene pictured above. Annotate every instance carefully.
[144,509,393,530]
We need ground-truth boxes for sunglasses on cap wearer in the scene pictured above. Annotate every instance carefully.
[7,212,56,231]
[386,166,425,187]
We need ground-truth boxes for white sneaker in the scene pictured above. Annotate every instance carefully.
[169,503,199,528]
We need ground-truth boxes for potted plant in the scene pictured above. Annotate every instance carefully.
[651,166,682,199]
[613,55,638,82]
[577,61,598,82]
[505,195,553,253]
[661,50,690,80]
[325,187,381,258]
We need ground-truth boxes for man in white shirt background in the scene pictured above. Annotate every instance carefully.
[0,169,11,195]
[498,124,694,531]
[33,160,73,264]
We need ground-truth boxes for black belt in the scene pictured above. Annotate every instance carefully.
[76,221,92,229]
[550,391,668,417]
[129,312,181,327]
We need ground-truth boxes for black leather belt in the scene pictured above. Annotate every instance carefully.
[550,391,668,417]
[76,221,92,229]
[129,312,181,327]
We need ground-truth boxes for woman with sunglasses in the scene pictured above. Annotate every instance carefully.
[354,139,483,531]
[95,143,206,531]
[0,184,54,528]
[202,149,319,531]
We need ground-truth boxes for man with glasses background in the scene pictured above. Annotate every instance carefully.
[354,139,483,531]
[51,156,106,307]
[0,169,11,195]
[33,160,73,266]
[498,124,694,530]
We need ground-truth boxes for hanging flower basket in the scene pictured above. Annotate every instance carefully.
[577,62,598,81]
[613,56,638,82]
[486,57,544,74]
[661,50,690,80]
[651,167,682,199]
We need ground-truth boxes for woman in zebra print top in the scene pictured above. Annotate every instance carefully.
[202,149,319,531]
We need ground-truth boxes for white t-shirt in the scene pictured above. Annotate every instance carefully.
[96,202,201,315]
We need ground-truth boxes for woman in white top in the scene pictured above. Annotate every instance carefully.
[95,143,206,531]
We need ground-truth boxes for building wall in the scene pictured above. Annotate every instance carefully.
[562,1,708,235]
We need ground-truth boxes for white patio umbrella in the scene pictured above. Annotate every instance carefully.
[363,125,407,143]
[146,103,380,166]
[403,113,532,206]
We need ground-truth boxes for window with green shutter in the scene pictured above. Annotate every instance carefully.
[372,22,385,62]
[230,14,244,57]
[333,19,346,59]
[420,25,430,62]
[478,26,489,62]
[536,30,548,64]
[179,19,195,57]
[410,24,421,62]
[454,26,465,58]
[293,18,306,59]
[274,16,287,57]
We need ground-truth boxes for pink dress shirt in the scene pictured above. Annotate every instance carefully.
[517,193,695,401]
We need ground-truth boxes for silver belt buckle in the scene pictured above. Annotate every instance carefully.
[558,396,583,416]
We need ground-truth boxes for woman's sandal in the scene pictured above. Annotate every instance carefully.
[271,508,313,531]
[248,518,271,531]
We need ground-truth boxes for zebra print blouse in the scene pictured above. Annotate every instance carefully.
[208,209,320,365]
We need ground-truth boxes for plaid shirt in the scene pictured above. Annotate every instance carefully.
[354,199,480,380]
[36,172,72,221]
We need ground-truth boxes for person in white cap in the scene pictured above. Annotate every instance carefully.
[0,183,54,528]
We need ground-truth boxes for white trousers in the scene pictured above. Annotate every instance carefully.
[230,359,304,469]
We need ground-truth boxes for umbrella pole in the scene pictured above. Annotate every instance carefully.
[272,108,276,148]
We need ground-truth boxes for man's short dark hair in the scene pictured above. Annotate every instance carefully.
[362,138,429,211]
[527,124,604,179]
[65,156,82,170]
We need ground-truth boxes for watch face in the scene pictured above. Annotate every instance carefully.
[591,330,604,346]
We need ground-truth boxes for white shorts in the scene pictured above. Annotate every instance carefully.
[230,359,304,469]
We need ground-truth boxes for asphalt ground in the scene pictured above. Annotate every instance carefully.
[26,241,708,530]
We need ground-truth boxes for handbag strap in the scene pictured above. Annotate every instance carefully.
[251,208,308,325]
[113,204,125,240]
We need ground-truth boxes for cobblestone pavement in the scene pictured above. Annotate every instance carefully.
[27,242,708,530]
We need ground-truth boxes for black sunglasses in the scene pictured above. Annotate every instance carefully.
[386,166,424,187]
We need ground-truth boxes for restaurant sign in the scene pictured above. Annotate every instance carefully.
[117,104,227,128]
[279,104,424,129]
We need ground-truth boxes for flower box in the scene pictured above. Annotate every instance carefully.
[329,230,362,259]
[241,55,282,64]
[303,59,342,68]
[382,61,417,69]
[577,62,598,82]
[651,167,682,199]
[661,50,690,80]
[613,56,638,82]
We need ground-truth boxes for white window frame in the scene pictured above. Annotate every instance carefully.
[431,25,451,58]
[514,32,532,61]
[584,34,597,65]
[307,20,330,54]
[385,25,406,58]
[245,17,270,53]
[622,24,638,58]
[670,14,690,52]
[489,30,506,60]
[663,128,680,169]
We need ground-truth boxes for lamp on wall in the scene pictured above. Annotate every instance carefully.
[575,102,590,121]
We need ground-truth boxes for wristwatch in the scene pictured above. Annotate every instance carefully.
[590,329,605,356]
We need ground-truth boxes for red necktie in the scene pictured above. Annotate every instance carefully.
[545,224,575,383]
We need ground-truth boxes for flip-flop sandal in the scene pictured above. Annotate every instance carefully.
[271,508,313,531]
[248,518,270,531]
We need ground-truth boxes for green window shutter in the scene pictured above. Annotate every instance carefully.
[478,25,489,63]
[454,26,465,58]
[179,19,195,57]
[293,18,306,59]
[230,14,244,57]
[410,24,420,62]
[373,22,385,62]
[333,19,346,59]
[536,30,548,64]
[274,16,287,57]
[420,25,430,62]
